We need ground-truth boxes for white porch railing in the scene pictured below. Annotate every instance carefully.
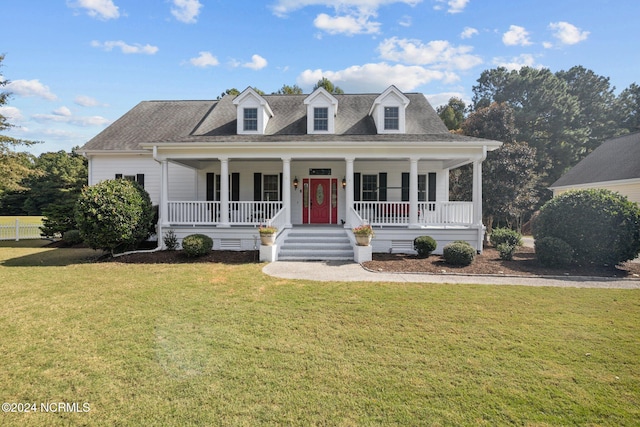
[353,201,473,226]
[266,207,287,233]
[167,201,283,226]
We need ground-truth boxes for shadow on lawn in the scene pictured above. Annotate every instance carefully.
[0,241,104,267]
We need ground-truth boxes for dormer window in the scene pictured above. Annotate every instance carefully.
[384,107,399,130]
[243,108,258,131]
[370,85,410,134]
[304,88,338,134]
[314,107,329,131]
[233,87,273,135]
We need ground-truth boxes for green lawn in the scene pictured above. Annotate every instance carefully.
[1,242,639,426]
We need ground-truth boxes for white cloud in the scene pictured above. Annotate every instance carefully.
[548,21,589,45]
[74,95,107,107]
[171,0,202,24]
[271,0,422,17]
[378,37,482,70]
[433,0,469,14]
[242,54,268,70]
[492,54,539,71]
[0,106,24,122]
[53,106,73,117]
[189,51,220,68]
[33,109,111,127]
[460,26,478,39]
[67,0,120,20]
[91,40,159,55]
[314,12,381,35]
[6,79,57,101]
[502,25,532,46]
[297,62,458,93]
[398,15,412,27]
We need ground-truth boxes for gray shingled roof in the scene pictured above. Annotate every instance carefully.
[82,92,482,151]
[550,132,640,188]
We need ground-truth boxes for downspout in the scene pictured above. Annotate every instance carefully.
[114,146,164,257]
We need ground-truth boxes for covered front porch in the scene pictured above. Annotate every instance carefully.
[147,140,491,254]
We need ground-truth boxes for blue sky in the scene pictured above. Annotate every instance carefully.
[2,0,638,154]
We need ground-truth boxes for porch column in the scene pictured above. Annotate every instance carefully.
[345,157,354,227]
[160,160,169,227]
[409,157,419,227]
[218,157,230,227]
[472,159,482,225]
[281,157,292,228]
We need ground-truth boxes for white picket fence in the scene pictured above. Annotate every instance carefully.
[0,219,43,241]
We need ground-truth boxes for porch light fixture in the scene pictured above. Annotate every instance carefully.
[293,177,299,189]
[341,177,346,189]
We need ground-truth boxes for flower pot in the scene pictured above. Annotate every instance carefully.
[260,234,276,246]
[355,234,372,246]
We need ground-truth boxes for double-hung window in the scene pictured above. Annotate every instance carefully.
[362,175,378,201]
[243,108,258,131]
[384,106,399,130]
[263,175,279,201]
[314,107,328,131]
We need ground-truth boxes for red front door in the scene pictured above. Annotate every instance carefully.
[303,178,338,224]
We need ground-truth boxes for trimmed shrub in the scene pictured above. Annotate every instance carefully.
[163,230,179,251]
[443,241,475,266]
[74,179,154,254]
[535,236,574,267]
[182,234,213,257]
[490,227,522,248]
[533,189,640,265]
[497,243,516,261]
[62,229,83,246]
[414,236,437,258]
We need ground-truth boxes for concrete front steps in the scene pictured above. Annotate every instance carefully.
[278,227,354,261]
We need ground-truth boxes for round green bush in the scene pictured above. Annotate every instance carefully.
[443,241,476,266]
[535,236,574,267]
[496,242,516,261]
[533,189,640,265]
[74,179,155,254]
[62,229,83,246]
[182,234,213,257]
[414,235,437,258]
[490,227,522,248]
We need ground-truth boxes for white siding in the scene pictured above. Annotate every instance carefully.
[88,154,196,205]
[553,180,640,205]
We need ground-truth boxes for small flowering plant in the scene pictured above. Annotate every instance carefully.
[352,224,374,237]
[258,226,277,235]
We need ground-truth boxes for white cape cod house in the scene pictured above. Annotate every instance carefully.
[81,85,501,261]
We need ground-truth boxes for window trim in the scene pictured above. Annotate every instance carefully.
[384,106,399,130]
[243,108,258,131]
[313,107,329,131]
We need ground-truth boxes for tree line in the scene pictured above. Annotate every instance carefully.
[438,65,639,231]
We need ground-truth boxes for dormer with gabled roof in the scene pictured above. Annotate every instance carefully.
[304,87,339,134]
[233,87,274,135]
[369,85,410,134]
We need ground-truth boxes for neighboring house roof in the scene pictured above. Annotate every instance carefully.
[81,92,493,151]
[550,132,640,189]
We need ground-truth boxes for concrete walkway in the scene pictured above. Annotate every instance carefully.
[263,261,640,289]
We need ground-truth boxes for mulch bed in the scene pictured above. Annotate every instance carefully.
[52,240,640,278]
[363,246,640,279]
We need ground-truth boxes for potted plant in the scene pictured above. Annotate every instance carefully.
[352,224,374,246]
[258,226,277,246]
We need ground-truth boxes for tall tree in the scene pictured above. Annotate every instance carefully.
[472,66,580,184]
[556,65,621,156]
[274,84,303,95]
[617,83,640,133]
[0,54,41,196]
[436,97,466,131]
[313,77,344,94]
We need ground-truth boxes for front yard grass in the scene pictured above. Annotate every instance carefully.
[1,242,638,426]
